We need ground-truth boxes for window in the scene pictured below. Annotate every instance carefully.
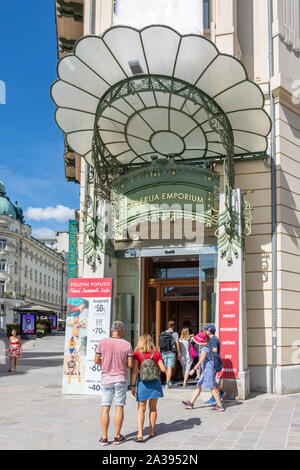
[0,281,4,297]
[52,278,54,288]
[25,248,28,258]
[24,266,28,278]
[203,0,210,30]
[44,274,46,286]
[51,293,54,303]
[48,276,50,287]
[0,239,7,250]
[40,273,42,283]
[35,270,37,282]
[14,262,18,274]
[24,285,27,295]
[35,288,37,299]
[48,293,50,302]
[0,259,6,271]
[30,268,32,280]
[56,280,58,290]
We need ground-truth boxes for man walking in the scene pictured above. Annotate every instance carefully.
[94,320,133,446]
[203,325,225,405]
[159,320,180,388]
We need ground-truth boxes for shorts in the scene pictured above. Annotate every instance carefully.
[162,351,176,368]
[101,381,128,407]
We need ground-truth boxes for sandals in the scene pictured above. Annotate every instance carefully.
[133,436,144,442]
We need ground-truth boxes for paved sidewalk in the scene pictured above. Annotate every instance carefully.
[1,334,300,450]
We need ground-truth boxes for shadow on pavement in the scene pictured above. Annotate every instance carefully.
[125,417,201,441]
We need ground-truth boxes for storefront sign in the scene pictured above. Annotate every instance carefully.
[62,278,112,395]
[68,220,77,279]
[113,161,219,228]
[218,281,240,379]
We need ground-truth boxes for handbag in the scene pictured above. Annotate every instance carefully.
[189,342,197,359]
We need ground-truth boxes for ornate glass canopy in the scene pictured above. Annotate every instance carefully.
[51,25,271,170]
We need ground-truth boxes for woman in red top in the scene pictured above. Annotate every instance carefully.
[131,334,166,442]
[8,329,22,372]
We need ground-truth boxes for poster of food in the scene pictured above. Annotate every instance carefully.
[62,278,112,395]
[21,314,36,335]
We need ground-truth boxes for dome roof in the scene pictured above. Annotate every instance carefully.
[0,181,18,220]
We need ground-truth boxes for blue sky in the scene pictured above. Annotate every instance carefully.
[0,1,79,238]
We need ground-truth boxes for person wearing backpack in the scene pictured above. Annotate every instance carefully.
[179,328,193,387]
[181,332,225,412]
[203,325,225,405]
[158,321,180,388]
[131,334,166,442]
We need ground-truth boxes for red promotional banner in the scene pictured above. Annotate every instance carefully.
[68,278,112,298]
[218,281,240,379]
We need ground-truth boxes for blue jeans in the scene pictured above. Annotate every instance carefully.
[101,381,128,407]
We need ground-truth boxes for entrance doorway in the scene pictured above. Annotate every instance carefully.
[143,254,217,347]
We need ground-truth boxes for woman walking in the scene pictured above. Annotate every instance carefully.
[182,333,224,412]
[179,328,193,387]
[131,334,166,442]
[8,329,22,372]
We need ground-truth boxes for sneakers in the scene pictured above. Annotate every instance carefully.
[99,437,108,446]
[211,404,225,412]
[204,390,225,405]
[165,381,175,388]
[182,400,194,409]
[204,396,216,405]
[113,434,126,445]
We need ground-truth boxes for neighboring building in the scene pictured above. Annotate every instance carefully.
[0,182,68,330]
[38,230,69,257]
[53,0,300,396]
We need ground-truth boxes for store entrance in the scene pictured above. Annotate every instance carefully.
[143,254,217,347]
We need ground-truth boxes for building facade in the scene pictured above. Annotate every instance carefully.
[0,182,68,329]
[53,0,300,396]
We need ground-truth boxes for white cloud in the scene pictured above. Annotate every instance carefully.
[32,227,56,239]
[25,205,75,222]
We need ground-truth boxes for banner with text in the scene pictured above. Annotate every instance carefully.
[68,220,78,279]
[218,281,240,379]
[62,278,112,395]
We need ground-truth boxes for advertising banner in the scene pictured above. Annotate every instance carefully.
[21,314,36,335]
[68,220,77,279]
[218,281,240,379]
[62,278,112,395]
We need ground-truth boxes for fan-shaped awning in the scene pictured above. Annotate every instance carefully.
[51,25,271,168]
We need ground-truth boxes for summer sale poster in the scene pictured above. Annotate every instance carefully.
[62,278,112,395]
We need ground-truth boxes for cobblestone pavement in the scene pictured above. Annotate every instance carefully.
[1,334,300,450]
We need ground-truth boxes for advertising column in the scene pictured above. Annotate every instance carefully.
[62,278,112,395]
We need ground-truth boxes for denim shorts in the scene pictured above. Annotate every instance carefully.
[101,381,128,407]
[162,351,176,368]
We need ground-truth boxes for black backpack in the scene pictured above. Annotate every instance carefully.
[159,331,176,353]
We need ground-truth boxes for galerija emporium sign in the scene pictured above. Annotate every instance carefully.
[113,159,219,231]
